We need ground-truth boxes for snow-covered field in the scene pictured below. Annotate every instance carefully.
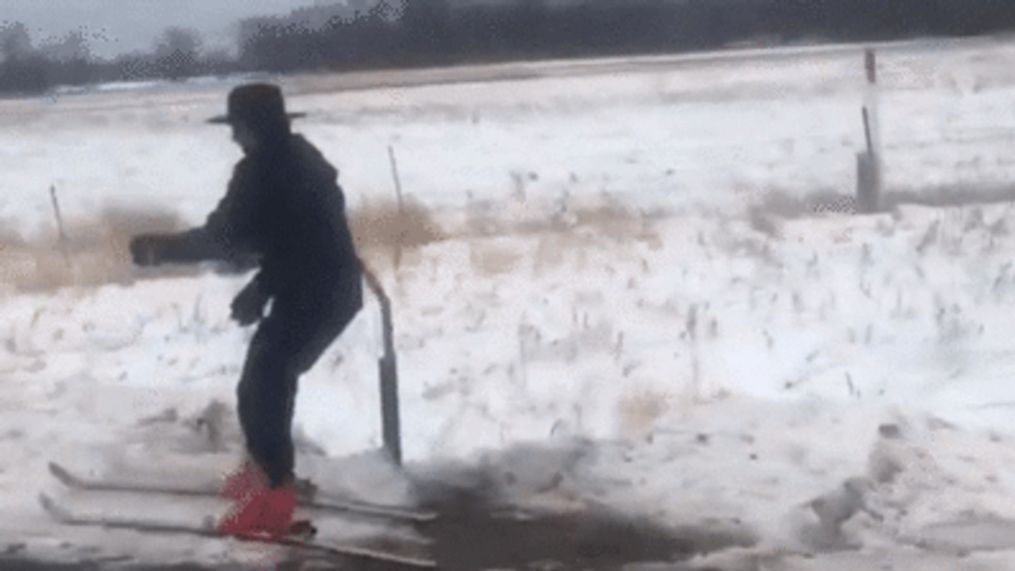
[5,36,1015,569]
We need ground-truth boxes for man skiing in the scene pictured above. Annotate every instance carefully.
[129,83,363,537]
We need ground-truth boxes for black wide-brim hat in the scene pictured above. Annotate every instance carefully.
[207,83,306,126]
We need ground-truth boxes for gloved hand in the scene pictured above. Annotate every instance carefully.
[129,234,171,266]
[231,280,269,326]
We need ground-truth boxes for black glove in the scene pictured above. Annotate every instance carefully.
[129,234,172,267]
[231,280,269,326]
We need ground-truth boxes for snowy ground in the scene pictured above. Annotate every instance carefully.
[4,36,1015,569]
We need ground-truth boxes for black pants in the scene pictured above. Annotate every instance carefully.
[237,277,362,487]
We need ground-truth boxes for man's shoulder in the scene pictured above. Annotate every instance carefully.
[289,134,324,158]
[289,134,338,180]
[232,155,254,173]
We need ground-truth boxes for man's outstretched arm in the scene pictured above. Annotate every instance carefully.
[130,163,258,268]
[129,227,231,266]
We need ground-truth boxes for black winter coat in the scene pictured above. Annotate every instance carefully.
[158,134,361,301]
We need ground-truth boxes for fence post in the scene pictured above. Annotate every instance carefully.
[49,184,72,267]
[857,48,882,214]
[387,146,406,273]
[362,264,402,466]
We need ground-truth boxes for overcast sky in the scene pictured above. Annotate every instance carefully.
[0,0,342,58]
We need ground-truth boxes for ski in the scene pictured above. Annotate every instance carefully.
[48,462,438,523]
[38,494,437,569]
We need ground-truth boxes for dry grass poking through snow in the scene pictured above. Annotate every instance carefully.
[0,206,187,292]
[0,199,451,293]
[348,197,448,256]
[357,193,666,278]
[0,193,666,292]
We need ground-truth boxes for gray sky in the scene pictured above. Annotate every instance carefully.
[0,0,343,59]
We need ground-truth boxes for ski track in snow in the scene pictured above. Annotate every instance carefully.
[4,37,1015,569]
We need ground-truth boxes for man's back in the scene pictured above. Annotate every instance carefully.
[210,134,360,298]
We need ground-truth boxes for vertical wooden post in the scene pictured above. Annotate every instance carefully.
[865,49,877,85]
[387,146,406,272]
[857,48,882,214]
[362,264,402,466]
[49,184,72,267]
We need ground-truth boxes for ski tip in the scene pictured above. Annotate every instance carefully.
[48,462,73,484]
[38,493,64,518]
[39,493,81,524]
[47,462,87,489]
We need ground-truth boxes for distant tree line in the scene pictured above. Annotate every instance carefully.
[239,0,1015,72]
[4,0,1015,95]
[0,23,230,95]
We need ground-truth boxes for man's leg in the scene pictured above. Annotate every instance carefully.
[220,281,363,536]
[218,319,299,537]
[236,321,299,487]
